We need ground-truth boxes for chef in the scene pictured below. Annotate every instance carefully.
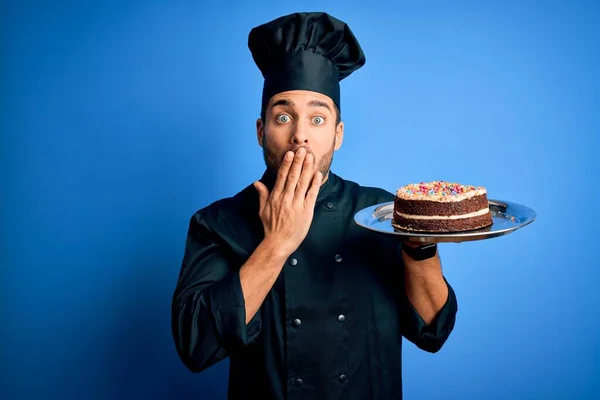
[171,11,458,400]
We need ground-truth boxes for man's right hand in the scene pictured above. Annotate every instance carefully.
[253,147,323,257]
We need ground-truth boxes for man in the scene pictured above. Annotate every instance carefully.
[171,12,458,400]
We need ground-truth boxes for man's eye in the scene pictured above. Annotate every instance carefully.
[276,114,290,123]
[313,116,324,125]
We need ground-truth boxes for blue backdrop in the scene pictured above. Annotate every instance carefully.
[2,1,599,399]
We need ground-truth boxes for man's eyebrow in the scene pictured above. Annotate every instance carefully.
[307,100,332,112]
[270,98,294,108]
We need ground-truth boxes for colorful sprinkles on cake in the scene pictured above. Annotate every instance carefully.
[402,181,483,197]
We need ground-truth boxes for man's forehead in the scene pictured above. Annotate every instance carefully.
[268,91,334,109]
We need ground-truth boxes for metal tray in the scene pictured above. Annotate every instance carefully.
[354,199,536,243]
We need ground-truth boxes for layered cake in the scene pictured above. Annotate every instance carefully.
[392,181,493,232]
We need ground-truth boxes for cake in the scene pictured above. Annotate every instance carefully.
[392,181,494,232]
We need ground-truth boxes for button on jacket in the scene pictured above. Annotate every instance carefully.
[171,171,458,400]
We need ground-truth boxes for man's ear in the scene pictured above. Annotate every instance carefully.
[256,118,264,147]
[334,121,344,150]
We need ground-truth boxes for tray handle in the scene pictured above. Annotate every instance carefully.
[488,199,508,213]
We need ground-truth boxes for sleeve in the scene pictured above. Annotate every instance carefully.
[171,211,262,373]
[399,275,458,353]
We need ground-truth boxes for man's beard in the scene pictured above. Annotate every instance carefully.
[262,136,335,181]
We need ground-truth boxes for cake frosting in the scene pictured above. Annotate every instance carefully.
[395,181,487,201]
[392,181,493,232]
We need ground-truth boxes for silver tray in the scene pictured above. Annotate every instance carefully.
[354,199,536,243]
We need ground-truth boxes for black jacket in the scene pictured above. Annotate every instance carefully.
[172,171,458,400]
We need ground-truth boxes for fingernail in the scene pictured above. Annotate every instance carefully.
[285,151,293,159]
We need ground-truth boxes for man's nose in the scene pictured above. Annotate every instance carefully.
[291,120,309,144]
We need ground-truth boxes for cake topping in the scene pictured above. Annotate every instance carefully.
[403,181,481,196]
[396,181,487,200]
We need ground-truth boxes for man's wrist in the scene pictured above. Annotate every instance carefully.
[401,242,437,261]
[260,237,293,261]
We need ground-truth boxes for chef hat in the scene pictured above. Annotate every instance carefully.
[248,12,366,116]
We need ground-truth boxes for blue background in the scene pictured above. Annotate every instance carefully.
[2,0,599,399]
